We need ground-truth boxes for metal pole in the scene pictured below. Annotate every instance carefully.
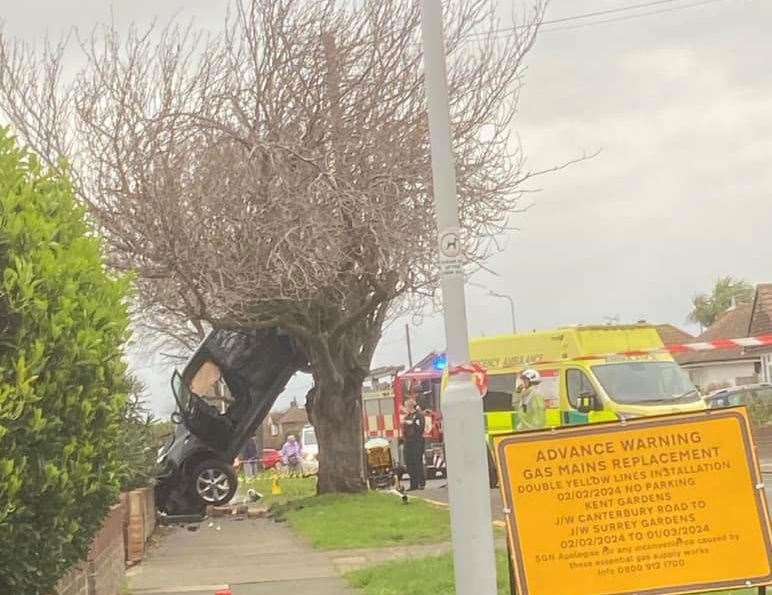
[420,2,498,594]
[405,323,414,369]
[490,291,517,334]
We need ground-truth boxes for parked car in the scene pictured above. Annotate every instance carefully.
[705,384,772,428]
[155,328,307,515]
[261,448,282,470]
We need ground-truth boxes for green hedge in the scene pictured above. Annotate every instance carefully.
[0,129,131,593]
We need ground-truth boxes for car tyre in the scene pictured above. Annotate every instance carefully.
[190,459,238,507]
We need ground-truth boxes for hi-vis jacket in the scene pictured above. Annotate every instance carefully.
[512,387,546,432]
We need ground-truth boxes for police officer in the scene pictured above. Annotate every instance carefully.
[513,369,545,431]
[403,398,426,491]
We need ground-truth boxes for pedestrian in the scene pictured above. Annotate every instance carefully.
[513,369,545,431]
[403,398,426,491]
[240,436,258,478]
[281,434,303,478]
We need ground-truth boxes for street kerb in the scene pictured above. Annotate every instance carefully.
[493,408,772,595]
[411,495,506,529]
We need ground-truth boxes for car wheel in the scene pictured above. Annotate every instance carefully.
[191,459,238,506]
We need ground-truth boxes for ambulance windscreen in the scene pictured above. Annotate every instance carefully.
[592,361,698,405]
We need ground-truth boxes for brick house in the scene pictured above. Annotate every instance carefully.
[261,400,309,449]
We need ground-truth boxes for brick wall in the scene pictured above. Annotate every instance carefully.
[54,487,157,595]
[54,502,126,595]
[54,565,89,595]
[125,487,155,563]
[88,503,126,595]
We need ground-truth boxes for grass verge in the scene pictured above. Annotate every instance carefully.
[345,552,759,595]
[274,491,451,550]
[240,473,317,507]
[346,551,511,595]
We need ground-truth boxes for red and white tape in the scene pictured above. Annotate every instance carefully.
[449,362,489,396]
[665,334,772,353]
[535,334,772,366]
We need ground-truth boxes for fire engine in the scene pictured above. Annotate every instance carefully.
[362,354,448,480]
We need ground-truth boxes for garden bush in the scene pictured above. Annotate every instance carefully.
[0,129,131,593]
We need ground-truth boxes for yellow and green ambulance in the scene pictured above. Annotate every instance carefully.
[469,325,706,486]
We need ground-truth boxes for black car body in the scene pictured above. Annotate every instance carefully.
[155,328,307,514]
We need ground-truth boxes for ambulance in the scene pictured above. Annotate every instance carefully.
[470,325,706,487]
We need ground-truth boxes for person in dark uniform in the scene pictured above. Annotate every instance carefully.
[403,399,426,491]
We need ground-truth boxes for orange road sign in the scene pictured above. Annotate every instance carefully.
[494,408,772,595]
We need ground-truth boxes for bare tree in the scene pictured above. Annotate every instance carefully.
[0,0,553,492]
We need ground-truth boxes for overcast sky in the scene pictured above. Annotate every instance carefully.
[4,0,770,415]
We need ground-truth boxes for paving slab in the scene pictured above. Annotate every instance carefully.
[127,518,357,594]
[231,577,355,594]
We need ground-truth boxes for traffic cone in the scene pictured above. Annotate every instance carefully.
[271,475,283,496]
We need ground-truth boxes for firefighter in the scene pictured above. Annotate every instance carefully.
[403,398,426,491]
[513,369,545,431]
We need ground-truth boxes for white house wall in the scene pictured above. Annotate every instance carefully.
[684,361,758,393]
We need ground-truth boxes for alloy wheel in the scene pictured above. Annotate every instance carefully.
[196,468,231,503]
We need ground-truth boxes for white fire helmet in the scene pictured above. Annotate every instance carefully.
[516,369,541,392]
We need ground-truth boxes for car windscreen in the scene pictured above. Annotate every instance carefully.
[591,361,698,405]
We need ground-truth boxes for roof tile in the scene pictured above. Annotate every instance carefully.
[749,284,772,337]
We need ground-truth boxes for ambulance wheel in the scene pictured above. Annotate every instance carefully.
[487,447,499,489]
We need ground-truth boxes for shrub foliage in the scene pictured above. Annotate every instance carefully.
[0,129,131,593]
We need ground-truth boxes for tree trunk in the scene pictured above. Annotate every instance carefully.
[254,423,264,472]
[313,373,366,494]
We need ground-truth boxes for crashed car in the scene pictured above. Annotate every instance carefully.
[155,328,307,515]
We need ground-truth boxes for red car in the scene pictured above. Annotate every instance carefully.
[261,448,282,470]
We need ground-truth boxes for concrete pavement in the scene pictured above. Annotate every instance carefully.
[127,517,357,595]
[420,478,505,521]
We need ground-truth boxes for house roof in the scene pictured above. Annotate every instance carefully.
[677,304,756,365]
[278,404,308,424]
[749,284,772,338]
[654,324,694,346]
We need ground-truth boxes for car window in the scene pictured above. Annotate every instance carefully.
[364,399,380,416]
[567,369,596,409]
